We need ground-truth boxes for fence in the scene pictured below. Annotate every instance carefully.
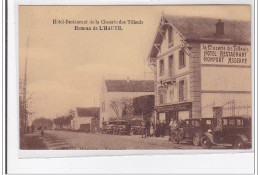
[201,100,251,118]
[222,100,251,117]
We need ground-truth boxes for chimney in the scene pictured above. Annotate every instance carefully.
[215,19,224,35]
[126,76,130,82]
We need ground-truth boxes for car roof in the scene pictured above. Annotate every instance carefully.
[185,118,214,121]
[222,116,248,119]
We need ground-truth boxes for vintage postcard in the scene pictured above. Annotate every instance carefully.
[19,5,252,151]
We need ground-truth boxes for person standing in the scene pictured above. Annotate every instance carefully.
[156,120,161,137]
[161,120,166,137]
[145,119,151,137]
[169,119,174,141]
[141,120,146,138]
[150,121,154,137]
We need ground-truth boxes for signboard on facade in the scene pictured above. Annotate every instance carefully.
[158,86,167,95]
[201,44,251,66]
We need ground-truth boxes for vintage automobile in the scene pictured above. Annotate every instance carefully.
[171,118,216,146]
[113,120,131,135]
[129,118,144,135]
[101,121,117,134]
[200,116,252,149]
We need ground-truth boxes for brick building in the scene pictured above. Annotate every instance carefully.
[147,14,251,129]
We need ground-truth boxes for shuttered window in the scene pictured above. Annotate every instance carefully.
[179,80,184,101]
[179,79,188,101]
[168,55,173,77]
[179,50,185,68]
[159,59,164,76]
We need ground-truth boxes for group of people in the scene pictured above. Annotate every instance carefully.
[141,118,180,139]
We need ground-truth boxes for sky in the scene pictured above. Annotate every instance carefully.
[19,5,250,120]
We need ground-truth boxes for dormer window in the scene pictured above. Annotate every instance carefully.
[168,27,173,48]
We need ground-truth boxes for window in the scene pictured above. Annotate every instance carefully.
[179,50,185,68]
[223,119,228,125]
[194,120,200,127]
[168,55,173,77]
[206,120,212,125]
[169,86,174,101]
[237,119,242,126]
[179,80,184,101]
[168,27,173,46]
[159,59,164,76]
[159,94,164,104]
[229,119,235,126]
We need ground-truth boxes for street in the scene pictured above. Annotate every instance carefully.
[22,130,232,150]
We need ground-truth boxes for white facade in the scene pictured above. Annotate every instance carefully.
[71,108,94,131]
[99,79,154,127]
[148,15,251,125]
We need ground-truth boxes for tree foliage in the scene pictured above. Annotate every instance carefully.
[132,95,154,120]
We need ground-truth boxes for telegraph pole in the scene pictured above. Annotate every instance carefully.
[23,37,29,133]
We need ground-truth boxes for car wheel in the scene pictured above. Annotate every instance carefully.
[201,136,212,149]
[234,137,245,149]
[177,128,184,139]
[192,134,200,146]
[172,132,180,144]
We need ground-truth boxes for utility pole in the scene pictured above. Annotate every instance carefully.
[23,37,29,133]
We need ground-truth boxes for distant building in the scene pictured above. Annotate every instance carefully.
[100,78,154,127]
[71,107,100,132]
[147,14,251,131]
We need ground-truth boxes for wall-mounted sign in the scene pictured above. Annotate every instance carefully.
[158,86,167,95]
[201,44,251,66]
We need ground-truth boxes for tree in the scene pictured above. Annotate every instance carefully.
[133,95,155,120]
[110,97,134,119]
[110,99,121,118]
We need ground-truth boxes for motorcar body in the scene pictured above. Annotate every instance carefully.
[113,120,131,135]
[201,116,252,149]
[171,118,216,146]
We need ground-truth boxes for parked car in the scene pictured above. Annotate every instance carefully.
[113,120,131,135]
[129,118,144,135]
[171,118,216,146]
[200,116,252,149]
[101,121,116,134]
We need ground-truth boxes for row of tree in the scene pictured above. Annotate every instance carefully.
[53,110,75,129]
[110,95,154,121]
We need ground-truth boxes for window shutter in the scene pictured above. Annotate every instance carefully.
[176,81,179,102]
[184,78,188,100]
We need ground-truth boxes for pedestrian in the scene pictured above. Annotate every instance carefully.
[169,119,174,141]
[161,120,166,137]
[41,129,44,137]
[150,121,154,137]
[141,121,146,138]
[155,120,161,137]
[127,122,131,135]
[145,119,151,137]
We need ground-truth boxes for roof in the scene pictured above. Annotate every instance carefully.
[149,15,251,58]
[76,107,100,117]
[105,80,154,92]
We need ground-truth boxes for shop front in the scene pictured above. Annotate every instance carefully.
[155,102,192,135]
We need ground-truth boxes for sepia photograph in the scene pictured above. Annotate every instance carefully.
[19,5,252,151]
